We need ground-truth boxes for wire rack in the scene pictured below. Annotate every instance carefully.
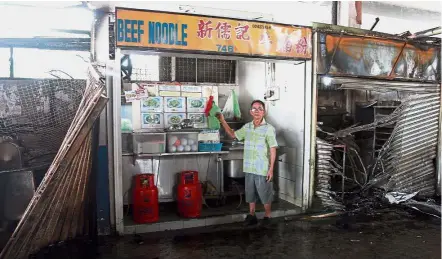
[0,79,86,166]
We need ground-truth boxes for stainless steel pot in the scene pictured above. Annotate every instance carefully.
[224,160,244,178]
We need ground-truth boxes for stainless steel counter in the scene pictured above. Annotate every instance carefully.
[123,151,230,157]
[121,146,285,204]
[136,151,229,157]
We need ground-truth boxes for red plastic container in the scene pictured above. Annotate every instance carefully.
[177,171,202,218]
[132,174,159,223]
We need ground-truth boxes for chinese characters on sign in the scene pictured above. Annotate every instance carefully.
[235,23,250,40]
[197,20,213,39]
[296,37,308,55]
[197,19,250,41]
[215,22,231,39]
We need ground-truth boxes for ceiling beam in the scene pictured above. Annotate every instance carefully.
[0,38,90,51]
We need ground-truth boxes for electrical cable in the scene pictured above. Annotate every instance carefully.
[231,179,243,209]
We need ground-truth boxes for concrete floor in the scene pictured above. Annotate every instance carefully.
[97,212,441,259]
[123,198,301,234]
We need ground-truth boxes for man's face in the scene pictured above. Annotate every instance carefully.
[250,102,265,120]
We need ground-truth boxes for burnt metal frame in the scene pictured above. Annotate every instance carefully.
[388,41,408,78]
[388,40,408,78]
[369,17,380,31]
[325,31,344,75]
[306,33,318,209]
[315,21,441,82]
[313,22,441,46]
[309,22,442,214]
[316,32,441,82]
[332,144,346,201]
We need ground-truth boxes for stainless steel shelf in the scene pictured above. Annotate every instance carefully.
[135,151,229,158]
[165,129,205,133]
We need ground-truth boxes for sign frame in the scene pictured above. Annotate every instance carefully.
[313,22,441,82]
[115,7,313,61]
[316,31,440,82]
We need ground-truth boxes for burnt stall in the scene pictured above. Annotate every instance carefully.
[313,24,441,215]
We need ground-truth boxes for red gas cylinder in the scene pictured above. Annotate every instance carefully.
[177,171,202,218]
[132,174,159,223]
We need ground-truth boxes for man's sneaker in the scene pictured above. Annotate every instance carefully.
[244,214,258,226]
[260,217,271,227]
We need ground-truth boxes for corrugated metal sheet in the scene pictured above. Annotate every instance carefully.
[382,93,440,196]
[316,138,345,210]
[336,79,440,197]
[333,77,440,93]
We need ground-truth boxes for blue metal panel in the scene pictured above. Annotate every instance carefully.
[96,145,111,235]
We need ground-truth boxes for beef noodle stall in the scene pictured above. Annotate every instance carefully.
[107,7,315,234]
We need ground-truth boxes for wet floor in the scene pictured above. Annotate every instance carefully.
[97,212,441,259]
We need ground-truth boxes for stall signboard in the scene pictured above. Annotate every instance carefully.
[115,7,312,60]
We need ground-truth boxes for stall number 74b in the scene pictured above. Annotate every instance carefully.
[217,45,234,53]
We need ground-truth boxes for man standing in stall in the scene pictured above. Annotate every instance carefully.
[217,100,278,226]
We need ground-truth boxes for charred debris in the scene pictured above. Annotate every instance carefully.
[314,78,441,219]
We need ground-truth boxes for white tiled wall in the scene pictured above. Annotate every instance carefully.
[237,61,308,207]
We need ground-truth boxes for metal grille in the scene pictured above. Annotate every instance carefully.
[127,55,236,84]
[159,56,172,81]
[0,79,86,167]
[175,57,197,82]
[196,58,236,83]
[174,57,236,83]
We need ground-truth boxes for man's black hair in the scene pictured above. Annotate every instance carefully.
[250,100,265,110]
